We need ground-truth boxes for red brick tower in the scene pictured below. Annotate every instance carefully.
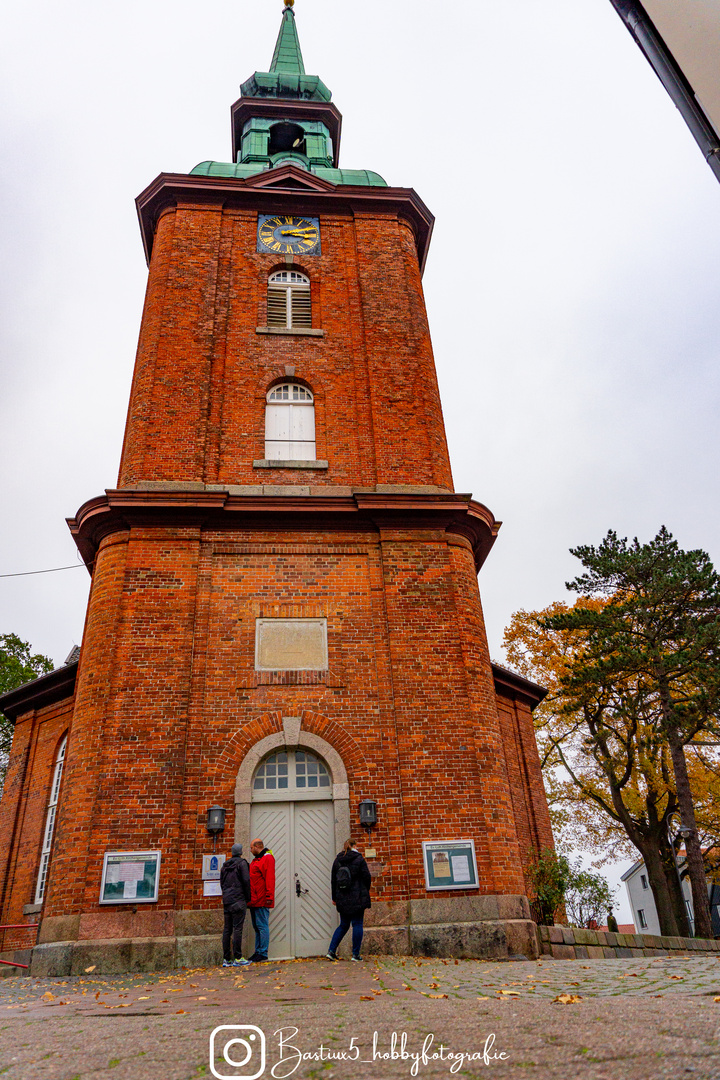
[0,3,553,973]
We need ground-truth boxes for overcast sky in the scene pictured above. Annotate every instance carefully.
[2,1,719,918]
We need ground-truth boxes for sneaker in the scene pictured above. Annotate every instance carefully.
[325,952,338,961]
[233,958,252,967]
[222,959,235,967]
[350,955,364,962]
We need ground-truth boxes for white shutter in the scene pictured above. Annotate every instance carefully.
[289,404,316,460]
[267,286,289,327]
[265,404,292,459]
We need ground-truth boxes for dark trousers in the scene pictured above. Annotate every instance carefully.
[223,905,247,961]
[329,910,365,957]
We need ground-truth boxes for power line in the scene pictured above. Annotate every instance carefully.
[0,564,87,579]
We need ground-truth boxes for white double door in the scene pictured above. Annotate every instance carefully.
[249,800,338,959]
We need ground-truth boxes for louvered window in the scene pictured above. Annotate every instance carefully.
[267,271,311,329]
[265,382,316,460]
[34,735,67,905]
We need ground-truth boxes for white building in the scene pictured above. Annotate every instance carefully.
[621,859,695,936]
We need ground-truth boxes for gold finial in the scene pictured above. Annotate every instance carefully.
[284,0,295,7]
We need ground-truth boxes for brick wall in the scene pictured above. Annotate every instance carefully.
[118,203,453,491]
[0,699,72,950]
[0,178,554,942]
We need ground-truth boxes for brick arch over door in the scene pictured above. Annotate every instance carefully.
[234,716,352,853]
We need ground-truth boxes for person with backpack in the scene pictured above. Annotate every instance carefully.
[219,843,252,968]
[326,839,372,962]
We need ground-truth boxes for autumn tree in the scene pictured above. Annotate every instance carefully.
[542,528,720,939]
[505,600,695,936]
[0,634,54,792]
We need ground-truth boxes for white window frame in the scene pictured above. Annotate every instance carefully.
[34,735,67,905]
[252,749,332,802]
[264,382,316,461]
[637,908,647,929]
[267,270,311,329]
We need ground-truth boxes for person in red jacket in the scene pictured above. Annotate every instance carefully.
[248,838,275,962]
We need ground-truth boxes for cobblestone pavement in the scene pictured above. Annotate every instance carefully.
[0,954,718,1079]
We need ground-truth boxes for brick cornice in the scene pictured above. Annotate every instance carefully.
[66,488,499,574]
[135,169,434,271]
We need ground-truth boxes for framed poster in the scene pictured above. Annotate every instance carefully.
[100,851,161,904]
[422,840,479,891]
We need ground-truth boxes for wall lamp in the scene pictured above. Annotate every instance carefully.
[359,799,377,831]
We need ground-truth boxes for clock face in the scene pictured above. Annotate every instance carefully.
[257,214,321,256]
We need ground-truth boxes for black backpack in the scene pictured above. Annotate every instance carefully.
[336,865,352,891]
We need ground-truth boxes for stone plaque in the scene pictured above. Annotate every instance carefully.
[255,618,328,671]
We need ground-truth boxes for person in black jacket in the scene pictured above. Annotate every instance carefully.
[220,843,252,967]
[326,839,372,962]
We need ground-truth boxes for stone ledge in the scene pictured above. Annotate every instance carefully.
[256,327,324,337]
[253,461,329,471]
[539,924,720,960]
[0,948,32,978]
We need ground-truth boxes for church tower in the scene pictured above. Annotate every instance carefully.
[0,3,553,972]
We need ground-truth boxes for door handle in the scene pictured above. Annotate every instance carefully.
[294,875,308,897]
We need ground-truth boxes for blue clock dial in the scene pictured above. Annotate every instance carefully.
[257,215,321,255]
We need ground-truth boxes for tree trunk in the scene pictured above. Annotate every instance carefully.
[659,833,691,938]
[666,730,713,938]
[634,840,680,937]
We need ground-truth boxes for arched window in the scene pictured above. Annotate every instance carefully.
[265,382,316,461]
[267,271,311,329]
[35,735,67,904]
[252,750,331,800]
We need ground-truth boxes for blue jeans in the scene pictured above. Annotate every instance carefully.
[329,911,365,957]
[250,907,270,959]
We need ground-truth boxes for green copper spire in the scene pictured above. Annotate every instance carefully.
[270,3,305,75]
[241,1,331,102]
[190,0,387,186]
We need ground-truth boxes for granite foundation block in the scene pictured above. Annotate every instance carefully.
[409,921,507,960]
[176,935,223,969]
[30,942,73,978]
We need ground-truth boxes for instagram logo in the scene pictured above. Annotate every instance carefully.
[209,1025,266,1080]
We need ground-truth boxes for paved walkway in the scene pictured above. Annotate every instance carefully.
[0,954,719,1079]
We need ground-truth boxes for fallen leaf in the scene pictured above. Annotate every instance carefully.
[170,989,183,993]
[42,992,55,1001]
[553,994,583,1005]
[426,993,448,999]
[176,1009,187,1014]
[668,975,684,980]
[714,996,720,1003]
[84,966,96,973]
[359,995,375,1001]
[137,996,150,1000]
[197,996,207,1000]
[477,996,490,1000]
[498,990,521,996]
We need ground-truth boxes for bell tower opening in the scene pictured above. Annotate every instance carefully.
[268,121,306,156]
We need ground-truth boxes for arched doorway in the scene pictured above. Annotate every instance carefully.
[235,720,350,960]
